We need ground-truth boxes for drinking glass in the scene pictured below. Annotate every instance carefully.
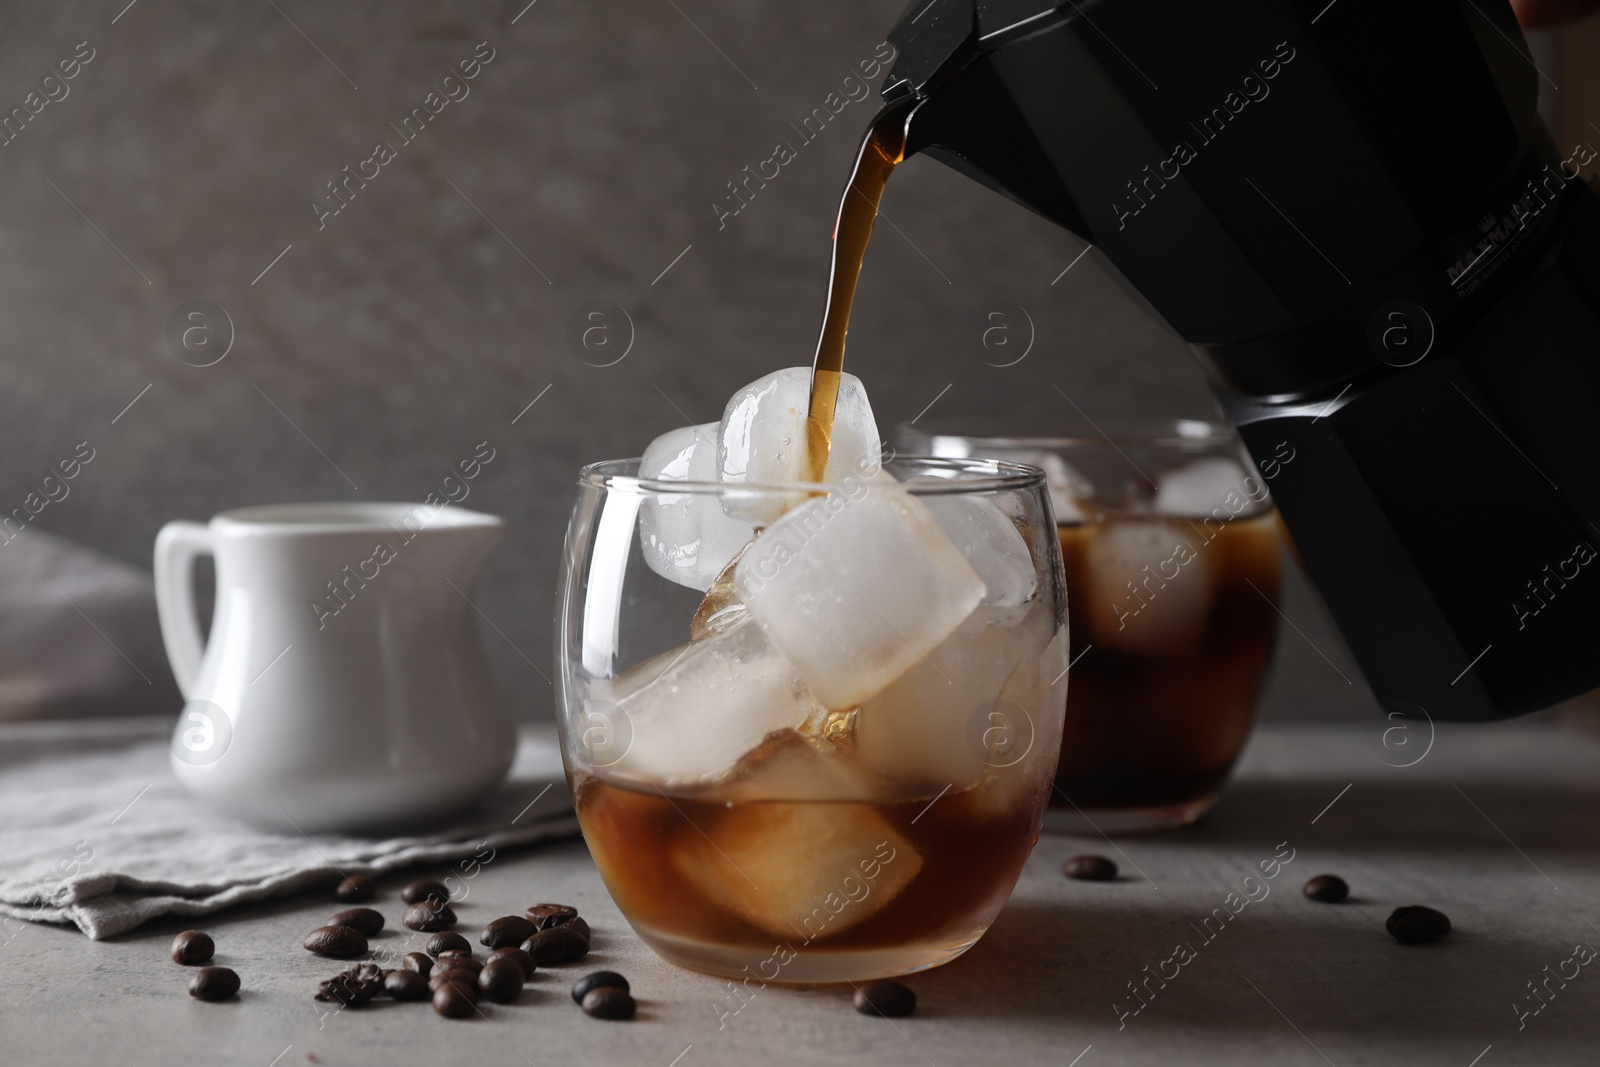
[900,419,1283,834]
[556,456,1067,982]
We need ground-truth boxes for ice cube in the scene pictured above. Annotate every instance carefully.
[921,494,1036,607]
[638,423,757,591]
[1153,456,1257,519]
[964,622,1070,820]
[854,602,1055,788]
[717,728,882,803]
[671,799,922,940]
[717,367,882,524]
[734,481,984,710]
[1083,519,1215,653]
[591,619,813,785]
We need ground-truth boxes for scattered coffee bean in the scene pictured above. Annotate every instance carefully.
[188,966,240,1002]
[481,915,538,950]
[170,930,214,966]
[488,947,536,982]
[314,963,385,1005]
[403,903,457,932]
[1387,905,1451,944]
[581,987,636,1020]
[329,907,385,937]
[403,879,451,905]
[1063,855,1117,881]
[1303,875,1349,903]
[571,971,629,1005]
[433,955,484,977]
[429,970,480,992]
[433,983,477,1019]
[427,931,472,957]
[853,980,916,1018]
[479,959,523,1003]
[402,951,433,977]
[304,925,367,958]
[385,969,430,1002]
[524,903,579,930]
[523,924,590,966]
[334,874,376,903]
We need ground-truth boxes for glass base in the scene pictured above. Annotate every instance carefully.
[635,925,982,984]
[1043,793,1217,836]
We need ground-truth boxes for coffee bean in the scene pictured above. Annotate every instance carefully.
[479,960,523,1003]
[487,947,536,982]
[385,969,430,1002]
[426,931,472,957]
[304,925,367,958]
[524,903,579,930]
[522,924,590,966]
[853,980,915,1018]
[481,915,537,950]
[571,971,629,1004]
[403,903,456,932]
[1387,905,1451,944]
[402,879,451,905]
[334,874,376,903]
[329,907,385,936]
[402,951,433,977]
[433,983,477,1019]
[433,955,484,976]
[1063,855,1117,881]
[170,930,214,965]
[1303,875,1349,903]
[314,963,384,1005]
[429,970,480,993]
[580,987,636,1020]
[188,966,239,1002]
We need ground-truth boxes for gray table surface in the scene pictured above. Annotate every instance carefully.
[8,715,1600,1067]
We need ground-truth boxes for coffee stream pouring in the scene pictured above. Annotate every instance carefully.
[875,0,1600,720]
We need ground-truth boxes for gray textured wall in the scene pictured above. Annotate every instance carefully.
[0,0,1369,721]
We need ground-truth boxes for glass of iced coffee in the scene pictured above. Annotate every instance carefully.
[556,453,1067,982]
[900,419,1283,834]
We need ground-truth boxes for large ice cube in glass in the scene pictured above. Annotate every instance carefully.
[717,367,881,524]
[965,622,1070,820]
[855,602,1054,788]
[717,728,882,803]
[734,481,984,710]
[591,619,813,785]
[637,423,756,591]
[921,494,1036,607]
[671,800,922,940]
[1084,520,1215,653]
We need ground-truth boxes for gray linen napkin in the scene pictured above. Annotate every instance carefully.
[0,716,579,940]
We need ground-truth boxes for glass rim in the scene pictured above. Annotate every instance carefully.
[578,455,1047,496]
[897,416,1236,450]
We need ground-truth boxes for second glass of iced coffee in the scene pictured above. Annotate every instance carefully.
[901,418,1284,834]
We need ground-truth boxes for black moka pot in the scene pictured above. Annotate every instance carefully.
[881,0,1600,720]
